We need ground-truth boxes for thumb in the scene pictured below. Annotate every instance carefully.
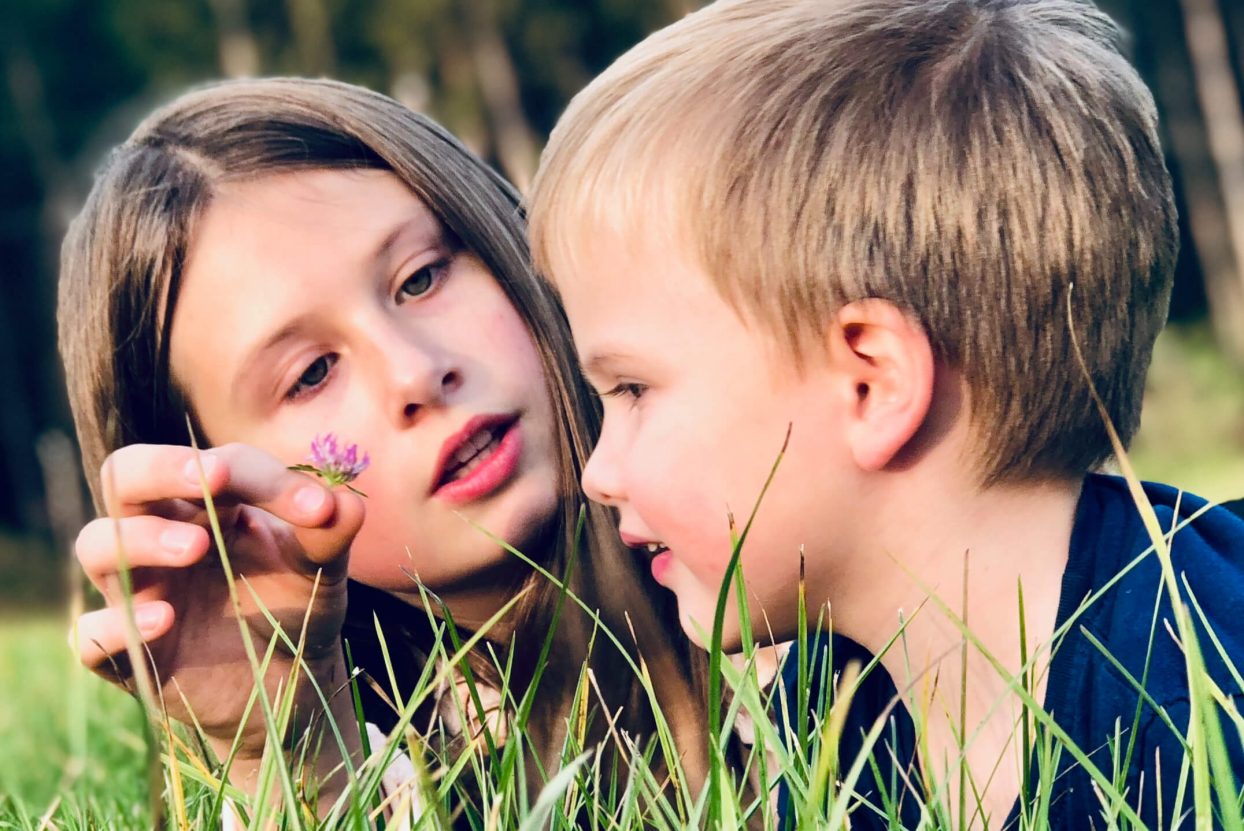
[291,487,366,575]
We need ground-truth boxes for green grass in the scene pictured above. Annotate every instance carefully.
[1131,323,1244,503]
[4,484,1243,829]
[0,614,152,827]
[1,321,1241,829]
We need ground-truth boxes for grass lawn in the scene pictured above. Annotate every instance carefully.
[0,322,1240,828]
[0,614,152,828]
[1130,323,1244,503]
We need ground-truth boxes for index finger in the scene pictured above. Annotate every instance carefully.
[212,443,365,568]
[106,442,365,571]
[101,443,332,528]
[100,444,230,518]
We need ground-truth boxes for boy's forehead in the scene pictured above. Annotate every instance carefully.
[553,222,776,361]
[551,217,704,306]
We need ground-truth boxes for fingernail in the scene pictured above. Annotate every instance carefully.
[159,526,198,558]
[294,484,328,514]
[135,605,164,632]
[184,454,218,484]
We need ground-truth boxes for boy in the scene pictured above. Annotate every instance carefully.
[528,0,1244,827]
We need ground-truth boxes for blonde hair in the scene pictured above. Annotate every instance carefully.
[59,77,706,785]
[530,0,1178,485]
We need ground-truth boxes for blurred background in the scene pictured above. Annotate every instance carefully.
[0,0,1242,618]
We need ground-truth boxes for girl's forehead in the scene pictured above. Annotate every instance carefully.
[193,169,441,269]
[170,169,445,397]
[211,168,419,224]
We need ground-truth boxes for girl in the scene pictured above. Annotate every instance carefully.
[58,77,706,818]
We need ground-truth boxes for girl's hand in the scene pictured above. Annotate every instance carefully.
[72,442,366,761]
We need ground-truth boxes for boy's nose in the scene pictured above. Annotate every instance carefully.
[581,441,623,506]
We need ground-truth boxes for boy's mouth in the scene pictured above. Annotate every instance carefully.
[619,531,665,552]
[620,533,673,583]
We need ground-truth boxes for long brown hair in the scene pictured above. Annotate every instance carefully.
[58,76,707,791]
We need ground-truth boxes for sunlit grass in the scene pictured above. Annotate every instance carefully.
[1131,323,1244,503]
[1,321,1241,829]
[0,614,151,828]
[5,471,1242,830]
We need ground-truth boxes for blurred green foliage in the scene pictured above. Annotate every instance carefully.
[0,0,1241,609]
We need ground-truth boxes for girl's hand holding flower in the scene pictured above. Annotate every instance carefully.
[73,441,366,766]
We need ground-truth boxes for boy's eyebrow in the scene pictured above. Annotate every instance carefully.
[579,350,631,380]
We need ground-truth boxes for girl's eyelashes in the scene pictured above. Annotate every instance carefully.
[285,353,339,401]
[397,256,452,302]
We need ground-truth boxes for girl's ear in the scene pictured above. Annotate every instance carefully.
[826,298,935,472]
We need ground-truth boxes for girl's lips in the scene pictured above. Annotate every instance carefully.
[431,414,522,504]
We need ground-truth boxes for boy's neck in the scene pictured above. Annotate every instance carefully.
[809,464,1082,824]
[823,473,1079,658]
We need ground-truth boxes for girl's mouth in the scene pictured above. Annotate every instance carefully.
[432,414,522,504]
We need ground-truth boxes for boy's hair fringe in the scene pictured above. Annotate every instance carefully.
[530,0,1178,485]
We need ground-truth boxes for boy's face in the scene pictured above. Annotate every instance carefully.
[557,229,862,649]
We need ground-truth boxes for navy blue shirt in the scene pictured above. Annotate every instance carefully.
[779,475,1244,829]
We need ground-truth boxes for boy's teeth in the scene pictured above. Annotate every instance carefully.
[646,543,666,553]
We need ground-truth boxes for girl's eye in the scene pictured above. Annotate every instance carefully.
[601,382,648,406]
[285,354,338,401]
[397,258,450,301]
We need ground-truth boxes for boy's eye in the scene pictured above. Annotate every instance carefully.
[397,258,450,301]
[285,354,338,401]
[601,382,648,404]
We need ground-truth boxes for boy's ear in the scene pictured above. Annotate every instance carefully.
[827,299,935,472]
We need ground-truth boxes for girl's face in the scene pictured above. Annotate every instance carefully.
[169,169,560,622]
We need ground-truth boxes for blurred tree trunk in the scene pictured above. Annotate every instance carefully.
[207,0,260,77]
[1136,0,1244,366]
[3,36,70,531]
[462,0,539,191]
[662,0,697,18]
[286,0,336,76]
[436,31,489,158]
[1179,0,1244,365]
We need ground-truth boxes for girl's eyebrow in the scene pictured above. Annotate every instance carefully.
[233,318,310,399]
[374,209,443,263]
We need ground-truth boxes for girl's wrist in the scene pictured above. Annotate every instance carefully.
[211,654,366,803]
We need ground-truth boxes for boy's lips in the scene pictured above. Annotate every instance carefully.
[619,531,673,583]
[431,413,522,504]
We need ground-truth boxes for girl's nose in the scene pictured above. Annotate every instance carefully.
[374,325,463,425]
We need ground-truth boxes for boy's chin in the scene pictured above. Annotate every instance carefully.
[680,605,747,654]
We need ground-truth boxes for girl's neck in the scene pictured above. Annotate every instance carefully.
[418,522,558,634]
